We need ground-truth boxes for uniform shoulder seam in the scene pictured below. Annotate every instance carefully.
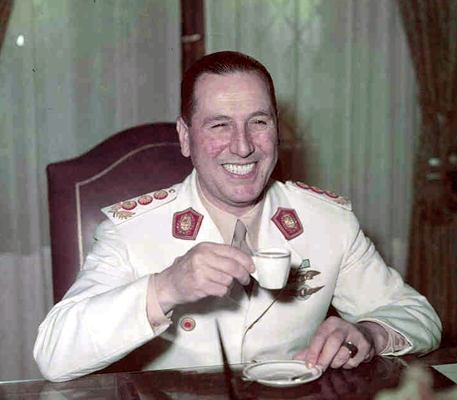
[286,181,352,211]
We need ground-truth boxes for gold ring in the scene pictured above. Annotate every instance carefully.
[342,341,358,358]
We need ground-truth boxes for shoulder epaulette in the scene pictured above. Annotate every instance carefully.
[286,181,352,211]
[101,188,176,225]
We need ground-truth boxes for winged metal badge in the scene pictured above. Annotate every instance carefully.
[284,260,324,301]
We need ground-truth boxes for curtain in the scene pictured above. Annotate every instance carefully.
[206,0,418,275]
[398,0,457,346]
[0,0,180,381]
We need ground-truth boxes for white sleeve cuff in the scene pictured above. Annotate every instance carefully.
[357,318,412,355]
[147,274,173,336]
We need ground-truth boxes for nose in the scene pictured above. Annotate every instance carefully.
[229,124,254,157]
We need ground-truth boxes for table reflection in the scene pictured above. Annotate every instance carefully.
[128,356,408,399]
[0,351,455,399]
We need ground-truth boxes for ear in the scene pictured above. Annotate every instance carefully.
[176,117,191,157]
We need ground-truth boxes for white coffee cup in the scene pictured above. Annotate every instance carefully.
[251,248,292,289]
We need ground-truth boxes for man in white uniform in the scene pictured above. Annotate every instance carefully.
[34,51,442,382]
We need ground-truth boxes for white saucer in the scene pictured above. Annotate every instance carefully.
[242,360,323,388]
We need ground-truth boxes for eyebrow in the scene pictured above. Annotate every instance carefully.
[202,110,274,126]
[250,110,274,119]
[202,115,230,126]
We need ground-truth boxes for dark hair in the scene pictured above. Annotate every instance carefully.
[181,51,278,126]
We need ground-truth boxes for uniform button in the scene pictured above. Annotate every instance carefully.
[121,200,137,210]
[153,190,168,200]
[180,316,196,331]
[138,195,153,206]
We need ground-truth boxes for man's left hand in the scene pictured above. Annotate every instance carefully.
[293,317,388,371]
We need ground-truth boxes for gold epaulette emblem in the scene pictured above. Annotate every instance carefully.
[271,207,303,240]
[101,188,176,224]
[292,181,352,210]
[172,207,204,240]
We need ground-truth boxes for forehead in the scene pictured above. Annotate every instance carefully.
[193,71,273,115]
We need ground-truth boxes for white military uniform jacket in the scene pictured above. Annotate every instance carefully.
[34,170,442,382]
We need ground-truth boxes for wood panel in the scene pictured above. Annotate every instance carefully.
[0,0,15,58]
[398,0,457,347]
[180,0,205,77]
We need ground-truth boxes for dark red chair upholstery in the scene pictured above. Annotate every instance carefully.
[47,122,193,303]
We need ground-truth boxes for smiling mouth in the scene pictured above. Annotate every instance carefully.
[222,162,256,175]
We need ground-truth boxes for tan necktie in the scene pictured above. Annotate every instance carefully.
[231,220,254,296]
[231,219,253,256]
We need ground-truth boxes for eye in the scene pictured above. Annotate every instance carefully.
[211,123,227,129]
[250,118,270,129]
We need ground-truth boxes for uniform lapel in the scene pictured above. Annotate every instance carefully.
[177,171,250,309]
[244,182,306,329]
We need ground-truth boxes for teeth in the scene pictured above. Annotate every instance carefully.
[223,163,255,175]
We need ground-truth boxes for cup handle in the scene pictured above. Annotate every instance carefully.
[250,269,259,282]
[251,256,259,282]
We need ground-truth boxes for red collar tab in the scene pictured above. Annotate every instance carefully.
[271,207,303,241]
[173,207,204,240]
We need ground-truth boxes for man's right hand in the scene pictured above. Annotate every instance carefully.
[153,242,255,313]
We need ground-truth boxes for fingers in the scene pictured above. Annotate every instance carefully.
[156,242,255,307]
[295,316,376,372]
[293,347,309,362]
[331,344,355,369]
[193,242,254,285]
[209,248,253,285]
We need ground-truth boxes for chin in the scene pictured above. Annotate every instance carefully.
[226,188,264,205]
